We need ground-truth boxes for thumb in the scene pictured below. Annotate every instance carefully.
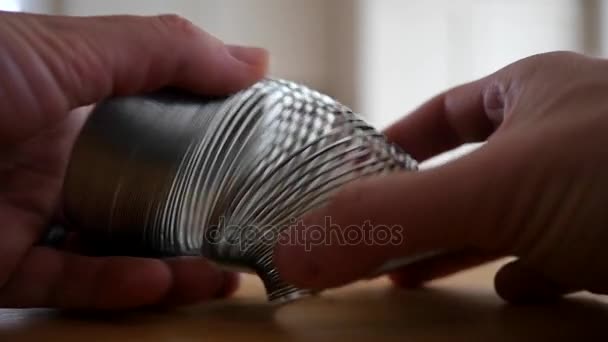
[274,133,530,290]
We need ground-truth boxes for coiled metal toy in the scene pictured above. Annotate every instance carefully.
[63,79,418,303]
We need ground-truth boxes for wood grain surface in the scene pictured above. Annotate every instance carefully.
[1,259,607,341]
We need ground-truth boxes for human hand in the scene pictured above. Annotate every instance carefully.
[274,51,608,303]
[0,11,267,309]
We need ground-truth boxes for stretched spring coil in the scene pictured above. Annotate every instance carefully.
[63,79,418,303]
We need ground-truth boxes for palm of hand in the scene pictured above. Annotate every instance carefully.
[0,45,171,309]
[0,106,85,300]
[0,13,92,302]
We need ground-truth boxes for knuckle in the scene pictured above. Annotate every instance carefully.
[154,14,199,38]
[513,51,585,79]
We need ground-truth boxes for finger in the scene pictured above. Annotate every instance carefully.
[274,133,528,289]
[384,75,503,161]
[47,15,269,100]
[494,259,580,304]
[388,249,500,288]
[37,232,240,306]
[0,247,229,309]
[1,12,268,143]
[161,257,239,306]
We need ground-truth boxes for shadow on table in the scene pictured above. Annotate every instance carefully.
[1,284,607,341]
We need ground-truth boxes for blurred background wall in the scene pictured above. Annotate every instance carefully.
[2,0,605,129]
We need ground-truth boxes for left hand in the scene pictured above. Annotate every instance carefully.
[0,11,267,309]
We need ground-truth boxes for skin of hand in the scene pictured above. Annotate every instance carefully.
[0,11,268,309]
[274,51,608,303]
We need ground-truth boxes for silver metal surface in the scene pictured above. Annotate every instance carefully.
[63,79,418,302]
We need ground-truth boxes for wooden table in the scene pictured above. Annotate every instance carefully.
[1,259,607,341]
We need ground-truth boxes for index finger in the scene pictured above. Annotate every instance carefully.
[0,12,268,144]
[384,75,499,161]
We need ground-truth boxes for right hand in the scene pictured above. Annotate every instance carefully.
[275,51,608,303]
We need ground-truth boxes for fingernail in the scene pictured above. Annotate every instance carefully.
[226,45,269,67]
